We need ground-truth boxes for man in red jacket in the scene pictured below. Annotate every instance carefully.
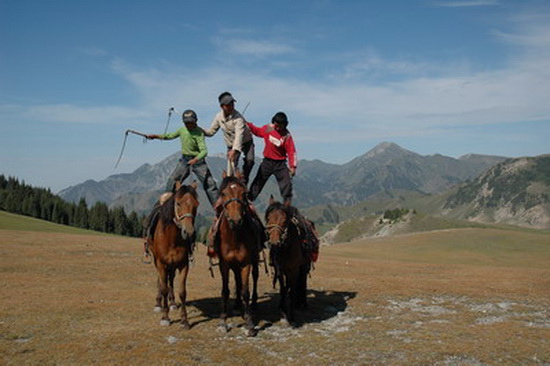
[247,111,319,262]
[247,111,297,205]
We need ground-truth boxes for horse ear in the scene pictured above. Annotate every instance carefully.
[269,195,275,205]
[235,169,243,181]
[190,180,198,190]
[175,180,182,191]
[222,170,227,179]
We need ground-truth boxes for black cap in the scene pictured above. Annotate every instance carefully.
[182,109,197,123]
[218,92,236,105]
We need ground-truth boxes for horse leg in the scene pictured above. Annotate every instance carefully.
[297,263,309,309]
[233,267,243,313]
[278,273,289,323]
[287,269,301,325]
[154,278,162,313]
[240,265,257,337]
[251,261,259,310]
[178,265,190,329]
[157,266,171,326]
[219,262,230,332]
[168,268,178,311]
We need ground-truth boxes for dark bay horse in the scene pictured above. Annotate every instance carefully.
[215,172,261,336]
[148,181,199,328]
[265,196,311,325]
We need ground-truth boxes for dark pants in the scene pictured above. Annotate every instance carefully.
[229,140,254,185]
[166,155,219,207]
[248,158,292,203]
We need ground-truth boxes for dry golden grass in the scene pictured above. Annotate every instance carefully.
[1,227,549,365]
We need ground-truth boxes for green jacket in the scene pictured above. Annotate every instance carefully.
[160,126,207,160]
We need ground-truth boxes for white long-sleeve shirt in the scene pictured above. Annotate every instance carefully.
[203,110,252,152]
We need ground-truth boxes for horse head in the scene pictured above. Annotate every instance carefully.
[265,195,289,247]
[173,181,199,240]
[220,170,248,229]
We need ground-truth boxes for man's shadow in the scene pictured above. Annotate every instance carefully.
[187,288,357,330]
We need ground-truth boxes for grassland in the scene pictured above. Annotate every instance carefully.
[0,211,104,235]
[1,212,549,365]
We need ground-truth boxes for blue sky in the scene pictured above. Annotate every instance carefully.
[1,0,549,193]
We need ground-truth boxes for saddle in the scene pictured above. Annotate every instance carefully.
[290,212,319,263]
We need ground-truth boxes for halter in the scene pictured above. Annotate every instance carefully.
[222,197,248,209]
[265,223,288,244]
[173,198,195,228]
[265,207,289,245]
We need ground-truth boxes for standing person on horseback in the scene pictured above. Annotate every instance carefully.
[203,92,263,257]
[247,111,319,262]
[247,111,296,205]
[202,91,255,185]
[142,109,220,261]
[147,109,219,205]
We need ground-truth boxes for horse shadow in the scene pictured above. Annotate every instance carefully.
[186,288,357,331]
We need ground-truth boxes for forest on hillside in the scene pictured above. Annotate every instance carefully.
[0,175,143,237]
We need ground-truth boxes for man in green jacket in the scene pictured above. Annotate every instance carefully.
[147,109,219,206]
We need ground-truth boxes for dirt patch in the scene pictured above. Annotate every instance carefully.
[1,229,549,365]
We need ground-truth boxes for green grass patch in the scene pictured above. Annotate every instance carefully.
[327,228,550,269]
[0,211,104,235]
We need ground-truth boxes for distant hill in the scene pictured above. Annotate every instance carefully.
[59,142,506,217]
[319,154,550,243]
[442,155,550,229]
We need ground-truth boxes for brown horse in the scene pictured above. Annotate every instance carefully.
[148,181,199,328]
[265,196,311,325]
[215,172,261,336]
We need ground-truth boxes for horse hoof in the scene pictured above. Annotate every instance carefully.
[247,328,258,337]
[218,321,230,333]
[160,319,170,326]
[153,306,162,313]
[170,304,178,311]
[180,321,191,330]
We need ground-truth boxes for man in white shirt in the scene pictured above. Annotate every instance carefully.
[203,91,255,185]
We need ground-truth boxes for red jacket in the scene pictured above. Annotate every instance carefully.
[247,123,297,168]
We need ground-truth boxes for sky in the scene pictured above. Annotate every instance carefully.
[1,0,549,193]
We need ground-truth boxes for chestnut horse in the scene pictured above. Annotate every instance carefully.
[148,181,199,328]
[215,172,261,336]
[265,196,311,325]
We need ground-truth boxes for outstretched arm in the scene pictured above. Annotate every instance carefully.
[247,122,265,137]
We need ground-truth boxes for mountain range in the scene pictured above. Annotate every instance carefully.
[58,142,549,232]
[59,142,501,210]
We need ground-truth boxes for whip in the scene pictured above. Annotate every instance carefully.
[114,129,150,169]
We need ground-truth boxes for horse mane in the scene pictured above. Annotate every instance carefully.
[158,185,198,226]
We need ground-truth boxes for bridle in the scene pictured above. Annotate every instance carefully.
[222,197,248,209]
[173,196,195,229]
[265,209,289,245]
[220,181,249,224]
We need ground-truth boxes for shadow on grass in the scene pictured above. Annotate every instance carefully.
[187,288,357,331]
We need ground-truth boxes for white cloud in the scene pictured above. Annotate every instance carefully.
[433,0,499,7]
[6,6,549,148]
[212,37,295,58]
